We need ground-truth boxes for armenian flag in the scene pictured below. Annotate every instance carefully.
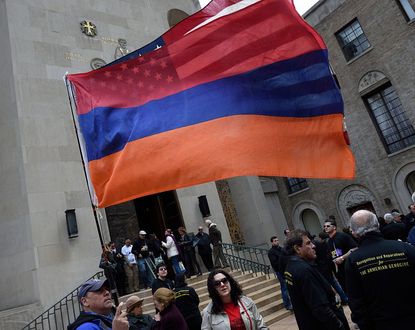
[67,0,355,207]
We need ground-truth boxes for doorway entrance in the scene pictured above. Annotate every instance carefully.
[133,191,184,239]
[105,190,184,243]
[346,202,375,216]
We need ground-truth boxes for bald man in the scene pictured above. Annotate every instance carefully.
[345,210,415,330]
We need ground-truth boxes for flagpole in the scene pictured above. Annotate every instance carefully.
[63,74,104,247]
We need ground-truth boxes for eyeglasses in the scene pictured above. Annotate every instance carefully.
[213,277,229,287]
[323,225,332,228]
[158,267,167,271]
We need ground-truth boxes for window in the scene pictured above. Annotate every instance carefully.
[286,177,308,194]
[335,19,371,61]
[364,84,415,154]
[167,9,189,28]
[398,0,415,21]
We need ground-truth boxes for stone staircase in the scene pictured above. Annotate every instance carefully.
[119,269,292,327]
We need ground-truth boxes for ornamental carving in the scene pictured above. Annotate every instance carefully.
[358,71,387,94]
[337,185,380,224]
[215,180,245,244]
[80,20,97,37]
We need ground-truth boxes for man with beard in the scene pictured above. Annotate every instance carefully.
[284,229,349,330]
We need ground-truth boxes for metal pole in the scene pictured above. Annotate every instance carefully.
[64,75,104,247]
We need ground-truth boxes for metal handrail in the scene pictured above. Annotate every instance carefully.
[22,258,158,330]
[21,271,105,330]
[222,243,273,276]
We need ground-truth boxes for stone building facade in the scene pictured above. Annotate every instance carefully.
[272,0,415,233]
[2,0,414,328]
[0,0,231,328]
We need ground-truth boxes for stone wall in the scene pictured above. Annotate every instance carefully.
[276,0,415,229]
[0,0,199,326]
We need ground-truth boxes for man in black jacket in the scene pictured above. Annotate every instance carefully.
[132,230,153,289]
[68,279,128,330]
[195,226,213,271]
[345,210,415,330]
[205,219,229,268]
[284,229,349,330]
[151,263,174,294]
[268,236,292,310]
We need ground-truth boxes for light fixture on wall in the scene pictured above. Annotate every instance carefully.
[198,195,211,218]
[65,209,79,238]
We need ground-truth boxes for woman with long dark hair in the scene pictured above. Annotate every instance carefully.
[201,270,267,330]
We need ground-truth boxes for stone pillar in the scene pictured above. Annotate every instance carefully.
[176,182,232,243]
[228,176,288,247]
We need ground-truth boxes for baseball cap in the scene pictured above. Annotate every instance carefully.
[78,279,109,300]
[139,230,147,235]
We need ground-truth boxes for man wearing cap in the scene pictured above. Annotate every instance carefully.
[205,219,229,268]
[133,230,152,289]
[121,239,139,293]
[68,279,129,330]
[125,295,154,330]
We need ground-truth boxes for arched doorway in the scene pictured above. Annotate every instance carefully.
[406,171,415,195]
[292,200,326,233]
[301,209,322,236]
[393,162,415,211]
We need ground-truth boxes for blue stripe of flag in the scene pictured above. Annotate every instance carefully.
[80,50,343,161]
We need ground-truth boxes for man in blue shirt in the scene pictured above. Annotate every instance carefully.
[68,279,128,330]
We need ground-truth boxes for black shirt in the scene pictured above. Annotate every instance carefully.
[345,231,415,330]
[151,278,174,294]
[268,245,285,273]
[285,256,349,330]
[173,285,201,329]
[380,222,406,241]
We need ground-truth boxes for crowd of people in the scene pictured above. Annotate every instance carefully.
[69,266,266,329]
[70,201,415,330]
[266,203,415,330]
[98,219,229,297]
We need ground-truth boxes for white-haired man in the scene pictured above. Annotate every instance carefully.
[380,212,406,241]
[345,210,415,330]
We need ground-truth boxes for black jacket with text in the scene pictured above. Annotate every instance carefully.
[345,231,415,330]
[285,256,349,330]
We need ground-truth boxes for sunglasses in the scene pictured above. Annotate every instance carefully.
[323,225,332,228]
[158,267,167,271]
[213,277,229,287]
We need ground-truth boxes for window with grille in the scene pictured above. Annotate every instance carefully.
[364,84,415,154]
[335,19,371,61]
[286,177,308,194]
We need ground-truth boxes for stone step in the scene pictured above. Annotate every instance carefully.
[263,307,293,326]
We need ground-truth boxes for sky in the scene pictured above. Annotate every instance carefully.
[198,0,319,15]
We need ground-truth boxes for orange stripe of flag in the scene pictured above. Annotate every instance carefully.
[89,114,355,207]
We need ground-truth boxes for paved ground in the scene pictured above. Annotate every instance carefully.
[269,306,355,330]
